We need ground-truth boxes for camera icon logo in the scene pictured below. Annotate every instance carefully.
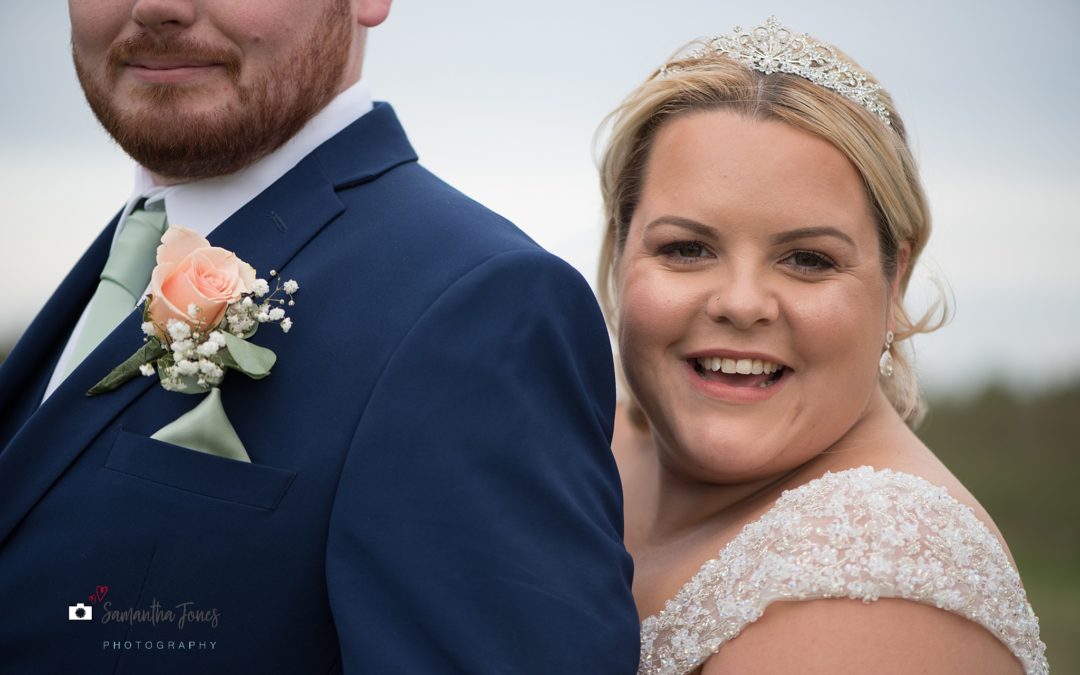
[68,603,93,621]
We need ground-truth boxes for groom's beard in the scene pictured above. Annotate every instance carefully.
[73,0,352,183]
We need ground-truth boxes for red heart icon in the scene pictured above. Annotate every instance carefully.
[95,585,109,603]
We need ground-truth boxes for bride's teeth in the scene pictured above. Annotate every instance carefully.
[696,356,784,375]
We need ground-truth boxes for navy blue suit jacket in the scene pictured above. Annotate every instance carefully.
[0,104,639,674]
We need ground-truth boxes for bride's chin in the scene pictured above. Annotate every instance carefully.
[658,437,788,486]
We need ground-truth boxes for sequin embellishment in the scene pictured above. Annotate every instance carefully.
[638,467,1048,674]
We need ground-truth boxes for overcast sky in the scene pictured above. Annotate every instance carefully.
[2,1,1078,396]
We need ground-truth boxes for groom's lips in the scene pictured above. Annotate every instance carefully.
[125,57,226,85]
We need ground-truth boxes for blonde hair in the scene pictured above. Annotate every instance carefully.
[597,46,946,426]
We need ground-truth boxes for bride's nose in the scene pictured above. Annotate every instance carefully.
[704,268,779,330]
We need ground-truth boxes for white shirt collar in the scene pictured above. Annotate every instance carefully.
[120,80,374,239]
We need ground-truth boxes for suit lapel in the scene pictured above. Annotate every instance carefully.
[199,102,417,279]
[0,102,419,546]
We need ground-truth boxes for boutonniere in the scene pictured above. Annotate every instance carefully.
[87,226,298,462]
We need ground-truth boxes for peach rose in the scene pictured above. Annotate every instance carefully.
[148,227,256,333]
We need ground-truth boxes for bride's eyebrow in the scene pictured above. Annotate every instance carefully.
[771,226,856,247]
[642,216,715,238]
[641,219,857,250]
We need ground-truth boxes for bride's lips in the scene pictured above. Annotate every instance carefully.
[126,58,226,84]
[683,350,792,403]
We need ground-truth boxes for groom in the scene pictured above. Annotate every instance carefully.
[0,1,639,673]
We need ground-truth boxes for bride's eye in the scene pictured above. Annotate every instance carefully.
[782,249,837,273]
[660,240,712,262]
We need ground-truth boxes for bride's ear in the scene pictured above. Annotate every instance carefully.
[891,242,912,299]
[885,241,911,334]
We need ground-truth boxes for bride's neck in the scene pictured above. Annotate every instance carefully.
[637,456,799,549]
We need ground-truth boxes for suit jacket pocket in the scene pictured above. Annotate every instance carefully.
[105,429,296,510]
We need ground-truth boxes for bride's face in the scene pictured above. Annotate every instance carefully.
[616,110,896,483]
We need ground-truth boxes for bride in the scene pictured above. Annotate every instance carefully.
[597,18,1048,675]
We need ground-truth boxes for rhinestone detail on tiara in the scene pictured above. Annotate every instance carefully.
[677,16,891,126]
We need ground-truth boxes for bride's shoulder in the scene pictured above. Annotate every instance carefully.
[735,467,1026,606]
[763,467,1033,620]
[700,595,1025,675]
[770,463,1018,558]
[759,466,998,555]
[720,466,1044,674]
[639,466,1048,675]
[772,464,989,533]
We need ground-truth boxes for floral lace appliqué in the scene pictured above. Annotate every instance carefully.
[638,467,1048,674]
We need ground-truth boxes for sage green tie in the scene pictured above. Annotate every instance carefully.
[66,204,168,376]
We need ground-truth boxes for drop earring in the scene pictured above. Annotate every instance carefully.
[879,330,895,377]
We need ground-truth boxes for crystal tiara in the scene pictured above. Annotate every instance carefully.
[664,16,891,126]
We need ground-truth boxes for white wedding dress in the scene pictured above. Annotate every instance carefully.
[638,466,1048,674]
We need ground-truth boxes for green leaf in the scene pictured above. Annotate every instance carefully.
[220,333,277,379]
[86,338,167,396]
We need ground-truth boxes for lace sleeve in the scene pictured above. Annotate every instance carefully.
[639,466,1048,675]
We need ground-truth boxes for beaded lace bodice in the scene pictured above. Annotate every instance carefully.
[638,467,1048,674]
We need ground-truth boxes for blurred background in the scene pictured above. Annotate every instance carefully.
[2,1,1077,668]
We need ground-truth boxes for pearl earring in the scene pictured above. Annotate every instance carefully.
[879,331,895,377]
